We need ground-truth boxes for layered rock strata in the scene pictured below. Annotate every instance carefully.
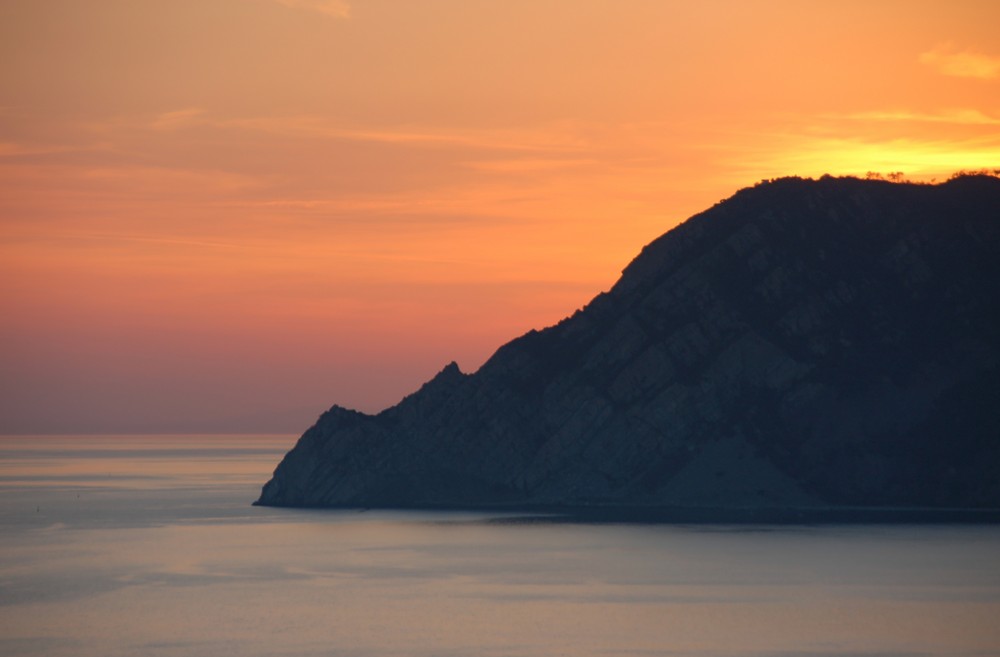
[257,175,1000,511]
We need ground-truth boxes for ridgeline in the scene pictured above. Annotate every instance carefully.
[256,175,1000,520]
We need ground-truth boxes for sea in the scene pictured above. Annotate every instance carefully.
[1,434,999,657]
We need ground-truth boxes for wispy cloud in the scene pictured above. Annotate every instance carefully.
[829,109,1000,126]
[221,115,590,153]
[272,0,350,19]
[920,43,1000,80]
[464,158,598,173]
[150,108,207,131]
[0,142,80,157]
[58,232,252,251]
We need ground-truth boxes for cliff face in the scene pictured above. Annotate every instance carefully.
[257,175,1000,511]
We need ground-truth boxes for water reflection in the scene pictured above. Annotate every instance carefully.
[1,435,998,657]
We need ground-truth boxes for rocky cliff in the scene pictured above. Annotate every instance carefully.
[256,175,1000,512]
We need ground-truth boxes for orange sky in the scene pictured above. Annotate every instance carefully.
[2,0,998,433]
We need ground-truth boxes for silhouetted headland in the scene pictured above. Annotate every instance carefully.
[256,174,1000,522]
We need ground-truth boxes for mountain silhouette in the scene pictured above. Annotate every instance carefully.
[256,175,1000,518]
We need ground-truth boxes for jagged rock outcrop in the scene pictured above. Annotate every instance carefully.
[257,175,1000,512]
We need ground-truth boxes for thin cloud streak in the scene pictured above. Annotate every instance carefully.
[830,109,1000,126]
[59,233,254,251]
[151,108,208,131]
[464,158,599,173]
[271,0,350,19]
[220,115,593,154]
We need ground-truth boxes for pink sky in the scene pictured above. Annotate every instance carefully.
[2,0,999,433]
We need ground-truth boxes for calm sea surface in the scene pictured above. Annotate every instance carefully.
[1,434,998,657]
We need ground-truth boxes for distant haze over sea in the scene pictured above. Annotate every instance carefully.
[2,434,999,657]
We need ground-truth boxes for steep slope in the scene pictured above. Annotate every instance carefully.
[256,175,1000,511]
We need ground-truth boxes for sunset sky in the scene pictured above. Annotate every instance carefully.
[2,0,998,433]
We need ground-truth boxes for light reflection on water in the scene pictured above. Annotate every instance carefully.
[1,435,999,657]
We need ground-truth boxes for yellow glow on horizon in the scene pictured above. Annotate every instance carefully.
[717,133,1000,184]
